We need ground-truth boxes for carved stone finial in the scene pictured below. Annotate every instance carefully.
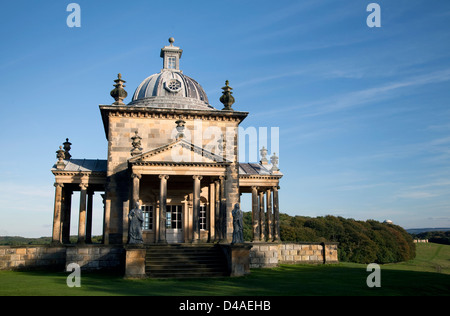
[260,146,268,165]
[63,138,72,160]
[56,146,65,170]
[110,73,128,105]
[131,130,142,156]
[220,80,235,111]
[270,152,279,173]
[168,37,175,46]
[175,117,186,140]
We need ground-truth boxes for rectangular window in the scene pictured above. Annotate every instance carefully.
[199,205,207,230]
[141,205,153,230]
[167,56,176,69]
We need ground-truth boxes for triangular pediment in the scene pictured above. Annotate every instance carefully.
[129,139,230,164]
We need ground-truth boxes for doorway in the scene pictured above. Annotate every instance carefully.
[166,205,183,243]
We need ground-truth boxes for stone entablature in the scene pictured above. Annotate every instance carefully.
[99,105,249,139]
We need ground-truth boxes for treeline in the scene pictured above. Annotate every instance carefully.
[0,236,52,246]
[242,212,416,264]
[411,231,450,245]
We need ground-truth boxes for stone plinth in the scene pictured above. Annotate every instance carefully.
[221,243,252,277]
[124,246,146,279]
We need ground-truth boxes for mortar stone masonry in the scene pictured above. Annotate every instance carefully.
[0,242,338,273]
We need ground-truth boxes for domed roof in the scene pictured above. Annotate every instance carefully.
[129,70,213,110]
[128,38,214,110]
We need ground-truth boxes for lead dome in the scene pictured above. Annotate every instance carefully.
[128,38,213,110]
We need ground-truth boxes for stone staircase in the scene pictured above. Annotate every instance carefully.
[145,244,230,278]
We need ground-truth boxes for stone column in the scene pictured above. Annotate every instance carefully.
[266,188,273,242]
[86,191,94,243]
[183,197,189,242]
[52,183,64,245]
[62,189,72,244]
[219,176,226,242]
[214,180,220,242]
[131,173,141,207]
[192,175,203,242]
[273,186,280,242]
[209,181,215,242]
[259,190,265,241]
[100,193,106,244]
[78,183,88,244]
[158,175,169,244]
[251,186,260,242]
[103,193,112,245]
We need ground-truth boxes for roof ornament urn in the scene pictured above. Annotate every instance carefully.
[110,73,128,105]
[56,146,66,170]
[63,138,72,160]
[260,146,268,165]
[270,152,279,173]
[220,80,235,111]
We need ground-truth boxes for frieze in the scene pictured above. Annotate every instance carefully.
[101,106,247,122]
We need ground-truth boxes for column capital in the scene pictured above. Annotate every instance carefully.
[192,175,203,181]
[272,186,279,191]
[79,183,88,190]
[251,186,259,191]
[131,172,142,179]
[54,183,64,188]
[159,174,169,180]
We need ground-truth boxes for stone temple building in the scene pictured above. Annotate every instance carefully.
[50,38,283,247]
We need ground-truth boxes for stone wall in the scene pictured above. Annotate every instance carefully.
[1,242,338,273]
[250,242,339,268]
[65,245,125,271]
[0,246,66,270]
[0,245,125,272]
[249,243,279,268]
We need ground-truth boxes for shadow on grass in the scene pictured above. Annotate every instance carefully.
[1,264,449,296]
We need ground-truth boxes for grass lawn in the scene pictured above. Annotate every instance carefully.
[0,243,449,296]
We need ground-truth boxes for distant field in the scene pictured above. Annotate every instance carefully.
[384,242,450,274]
[0,243,449,296]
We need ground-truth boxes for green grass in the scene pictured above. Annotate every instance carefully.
[0,243,449,296]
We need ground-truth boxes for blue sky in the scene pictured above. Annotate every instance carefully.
[0,0,449,237]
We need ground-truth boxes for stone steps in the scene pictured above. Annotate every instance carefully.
[145,244,229,278]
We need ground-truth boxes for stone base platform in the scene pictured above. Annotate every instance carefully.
[0,242,339,277]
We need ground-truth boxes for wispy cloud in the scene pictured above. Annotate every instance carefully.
[396,191,439,199]
[0,183,53,213]
[251,68,450,118]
